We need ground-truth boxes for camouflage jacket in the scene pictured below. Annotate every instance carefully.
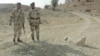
[10,8,25,25]
[28,9,40,25]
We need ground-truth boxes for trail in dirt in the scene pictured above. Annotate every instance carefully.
[66,12,100,43]
[67,12,92,41]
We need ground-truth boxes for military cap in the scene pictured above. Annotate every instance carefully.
[17,2,21,5]
[31,2,35,6]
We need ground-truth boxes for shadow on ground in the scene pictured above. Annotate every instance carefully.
[12,41,87,56]
[83,45,99,49]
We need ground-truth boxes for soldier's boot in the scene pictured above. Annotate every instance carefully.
[36,31,40,41]
[13,34,17,44]
[17,38,23,42]
[17,32,22,42]
[13,37,16,44]
[37,33,39,41]
[31,33,34,41]
[37,36,39,41]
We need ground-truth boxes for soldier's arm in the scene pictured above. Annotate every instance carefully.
[22,12,25,25]
[22,12,25,33]
[9,16,13,25]
[38,13,41,24]
[39,17,41,24]
[9,10,15,25]
[37,12,41,24]
[27,11,31,23]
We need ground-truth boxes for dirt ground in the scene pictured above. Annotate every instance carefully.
[0,10,100,56]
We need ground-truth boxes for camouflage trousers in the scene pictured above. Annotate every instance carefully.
[30,24,40,40]
[14,23,22,39]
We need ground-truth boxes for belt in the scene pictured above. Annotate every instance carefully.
[30,18,35,19]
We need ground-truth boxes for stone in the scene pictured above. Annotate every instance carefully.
[64,37,68,41]
[76,37,86,46]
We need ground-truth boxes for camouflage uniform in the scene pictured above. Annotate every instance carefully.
[28,9,40,41]
[10,8,24,43]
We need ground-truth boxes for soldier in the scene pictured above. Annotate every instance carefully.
[9,2,25,44]
[28,2,40,41]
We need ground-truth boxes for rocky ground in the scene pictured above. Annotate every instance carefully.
[0,9,100,56]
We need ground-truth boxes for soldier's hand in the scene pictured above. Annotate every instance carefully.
[30,23,32,25]
[9,23,12,26]
[39,19,41,24]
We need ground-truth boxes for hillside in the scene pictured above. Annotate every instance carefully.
[65,0,100,14]
[0,3,29,12]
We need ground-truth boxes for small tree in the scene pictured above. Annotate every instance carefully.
[44,5,51,9]
[51,0,59,10]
